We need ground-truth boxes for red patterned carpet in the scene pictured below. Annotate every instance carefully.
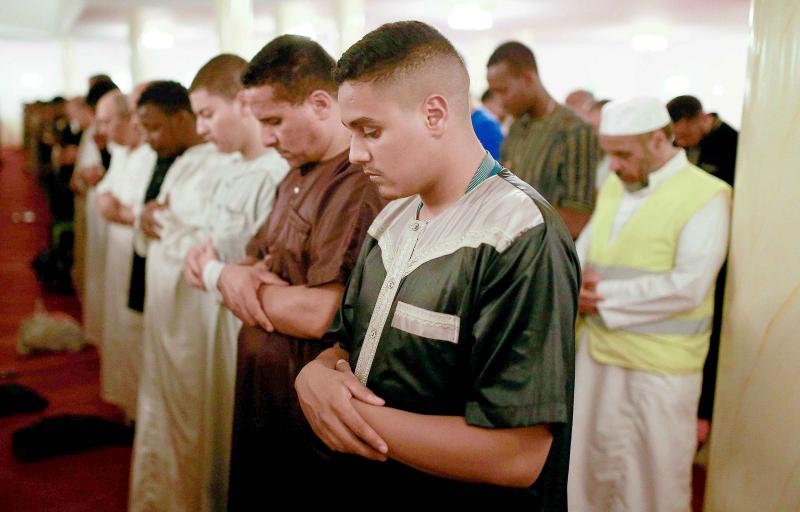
[0,148,129,512]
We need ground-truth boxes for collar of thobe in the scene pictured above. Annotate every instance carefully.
[416,151,501,216]
[298,149,349,176]
[183,142,217,158]
[627,150,689,197]
[108,141,128,157]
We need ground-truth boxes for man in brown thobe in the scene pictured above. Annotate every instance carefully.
[201,36,384,508]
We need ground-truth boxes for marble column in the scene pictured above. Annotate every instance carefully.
[704,1,800,510]
[128,9,146,85]
[59,37,77,95]
[214,0,255,57]
[275,1,296,36]
[335,0,364,56]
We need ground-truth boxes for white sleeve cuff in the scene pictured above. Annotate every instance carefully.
[132,203,143,230]
[202,260,226,303]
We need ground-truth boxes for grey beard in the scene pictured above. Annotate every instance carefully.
[622,179,648,193]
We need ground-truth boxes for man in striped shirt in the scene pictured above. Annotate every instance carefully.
[487,42,601,238]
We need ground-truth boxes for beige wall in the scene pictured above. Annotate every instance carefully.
[705,1,800,510]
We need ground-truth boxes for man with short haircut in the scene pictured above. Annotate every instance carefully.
[206,36,385,509]
[667,94,738,187]
[295,21,578,508]
[667,94,739,443]
[94,88,156,422]
[487,42,601,238]
[565,88,595,121]
[570,97,731,511]
[128,80,235,512]
[179,53,289,510]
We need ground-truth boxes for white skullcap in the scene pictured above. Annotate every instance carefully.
[599,96,671,136]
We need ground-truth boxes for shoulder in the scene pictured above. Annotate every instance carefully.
[554,106,596,136]
[317,157,385,212]
[179,143,231,170]
[450,172,564,254]
[717,121,739,141]
[684,163,730,185]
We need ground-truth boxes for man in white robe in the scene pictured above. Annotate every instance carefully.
[568,97,732,512]
[94,87,157,421]
[178,54,289,510]
[71,80,119,342]
[127,80,238,512]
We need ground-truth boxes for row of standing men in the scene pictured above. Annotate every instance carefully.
[63,23,736,512]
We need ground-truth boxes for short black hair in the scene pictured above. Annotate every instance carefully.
[137,80,194,116]
[86,79,118,110]
[89,74,112,86]
[241,35,337,104]
[487,41,538,74]
[335,21,465,85]
[667,95,703,122]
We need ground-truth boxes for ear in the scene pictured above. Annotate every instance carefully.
[306,90,334,120]
[175,109,193,126]
[232,91,252,119]
[422,94,448,138]
[520,68,538,86]
[234,90,248,111]
[646,130,671,155]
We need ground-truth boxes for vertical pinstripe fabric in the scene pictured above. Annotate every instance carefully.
[500,104,601,213]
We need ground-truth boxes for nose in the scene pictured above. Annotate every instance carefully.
[348,136,370,165]
[608,155,623,174]
[195,118,208,139]
[260,126,278,148]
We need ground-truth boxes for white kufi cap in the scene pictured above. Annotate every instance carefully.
[599,97,671,136]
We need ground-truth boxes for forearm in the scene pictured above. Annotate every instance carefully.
[312,344,350,370]
[238,255,259,265]
[596,272,711,328]
[352,401,552,488]
[596,193,730,329]
[259,283,343,339]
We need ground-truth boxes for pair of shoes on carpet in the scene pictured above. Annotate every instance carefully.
[12,414,135,463]
[0,384,49,418]
[2,384,134,462]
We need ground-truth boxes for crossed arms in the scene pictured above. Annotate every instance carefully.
[294,344,554,488]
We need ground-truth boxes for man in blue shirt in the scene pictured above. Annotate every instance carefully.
[471,89,505,159]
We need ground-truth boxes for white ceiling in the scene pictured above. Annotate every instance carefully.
[0,0,752,42]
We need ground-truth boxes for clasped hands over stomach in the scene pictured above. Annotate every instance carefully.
[218,261,288,330]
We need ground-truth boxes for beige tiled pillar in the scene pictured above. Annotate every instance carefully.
[214,0,255,57]
[128,9,146,85]
[336,0,364,56]
[704,1,800,510]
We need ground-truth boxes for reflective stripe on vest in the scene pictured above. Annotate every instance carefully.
[585,314,711,337]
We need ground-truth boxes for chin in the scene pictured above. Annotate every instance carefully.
[375,185,400,201]
[377,183,419,202]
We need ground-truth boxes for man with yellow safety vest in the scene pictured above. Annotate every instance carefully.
[568,96,732,512]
